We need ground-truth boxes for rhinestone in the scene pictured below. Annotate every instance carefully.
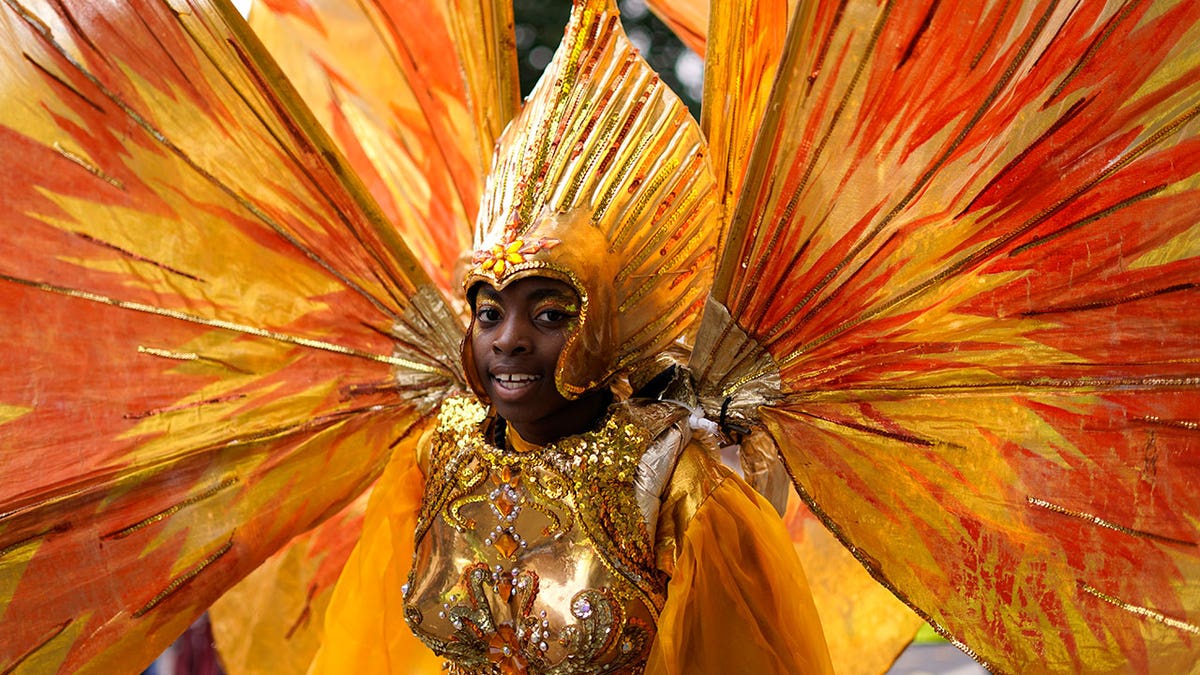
[572,598,593,618]
[540,641,548,651]
[401,583,409,596]
[493,490,519,518]
[497,575,514,601]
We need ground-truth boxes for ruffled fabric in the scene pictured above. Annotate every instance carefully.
[648,470,833,674]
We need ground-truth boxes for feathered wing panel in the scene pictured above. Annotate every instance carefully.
[247,0,519,295]
[209,494,366,674]
[699,0,786,255]
[0,0,462,672]
[694,1,1200,672]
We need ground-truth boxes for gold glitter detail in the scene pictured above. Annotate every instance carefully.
[54,142,125,189]
[417,396,665,612]
[138,346,199,361]
[1080,581,1200,635]
[0,523,70,559]
[1,273,444,375]
[1026,496,1197,547]
[137,345,253,375]
[133,540,234,618]
[446,494,486,532]
[610,156,680,255]
[104,478,239,540]
[0,619,72,675]
[1138,416,1199,431]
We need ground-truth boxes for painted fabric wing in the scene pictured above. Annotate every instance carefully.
[247,0,519,296]
[693,1,1200,673]
[0,0,462,671]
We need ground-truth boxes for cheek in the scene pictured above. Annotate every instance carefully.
[469,324,490,377]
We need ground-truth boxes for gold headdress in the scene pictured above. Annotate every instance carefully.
[463,0,719,400]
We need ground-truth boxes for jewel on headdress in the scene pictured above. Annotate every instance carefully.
[471,215,560,279]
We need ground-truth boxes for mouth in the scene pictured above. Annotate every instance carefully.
[490,372,543,392]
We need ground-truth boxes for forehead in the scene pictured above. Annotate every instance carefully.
[474,277,577,304]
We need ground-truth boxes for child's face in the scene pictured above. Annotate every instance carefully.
[470,276,597,444]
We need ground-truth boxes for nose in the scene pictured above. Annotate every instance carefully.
[491,314,532,354]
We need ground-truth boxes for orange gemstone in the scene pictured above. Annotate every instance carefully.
[494,532,520,558]
[494,491,518,518]
[497,575,514,601]
[487,624,528,674]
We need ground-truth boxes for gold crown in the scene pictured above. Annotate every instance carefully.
[462,0,719,400]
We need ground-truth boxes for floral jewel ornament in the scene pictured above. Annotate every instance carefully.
[470,217,560,280]
[461,0,720,403]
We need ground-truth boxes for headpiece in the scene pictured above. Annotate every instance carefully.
[463,0,719,401]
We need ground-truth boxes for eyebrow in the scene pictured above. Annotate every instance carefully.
[527,288,576,303]
[475,287,577,304]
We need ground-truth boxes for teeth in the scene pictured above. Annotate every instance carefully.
[493,373,541,391]
[494,373,540,384]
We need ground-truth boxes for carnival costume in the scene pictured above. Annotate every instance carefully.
[1,0,1199,674]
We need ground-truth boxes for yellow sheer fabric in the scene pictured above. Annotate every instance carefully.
[313,427,831,674]
[648,456,833,675]
[309,433,442,675]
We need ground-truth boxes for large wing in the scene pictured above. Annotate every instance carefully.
[0,0,463,672]
[693,1,1200,673]
[206,3,520,669]
[698,0,786,256]
[246,0,519,296]
[209,494,367,674]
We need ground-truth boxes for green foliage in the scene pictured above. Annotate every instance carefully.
[513,0,701,116]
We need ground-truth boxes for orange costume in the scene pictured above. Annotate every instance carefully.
[1,0,1199,674]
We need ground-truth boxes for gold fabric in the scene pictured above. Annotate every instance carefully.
[461,0,720,401]
[403,396,672,672]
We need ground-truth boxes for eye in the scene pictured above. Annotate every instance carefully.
[534,307,576,326]
[476,305,501,323]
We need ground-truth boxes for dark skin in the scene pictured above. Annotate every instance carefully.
[470,277,609,446]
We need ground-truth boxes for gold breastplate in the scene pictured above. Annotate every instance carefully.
[404,397,671,674]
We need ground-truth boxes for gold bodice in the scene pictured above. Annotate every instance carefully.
[404,397,687,674]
